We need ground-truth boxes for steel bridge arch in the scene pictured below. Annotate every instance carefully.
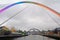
[0,1,60,17]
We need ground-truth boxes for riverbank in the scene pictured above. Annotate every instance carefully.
[0,34,28,38]
[0,34,28,40]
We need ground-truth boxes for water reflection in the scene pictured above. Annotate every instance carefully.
[14,35,55,40]
[0,35,59,40]
[0,38,14,40]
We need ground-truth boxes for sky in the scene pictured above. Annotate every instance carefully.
[0,0,60,31]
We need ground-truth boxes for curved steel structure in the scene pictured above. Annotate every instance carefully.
[0,1,60,17]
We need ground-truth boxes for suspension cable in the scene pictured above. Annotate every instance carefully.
[0,7,28,26]
[47,13,60,26]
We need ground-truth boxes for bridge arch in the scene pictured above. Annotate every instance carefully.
[0,1,60,17]
[28,28,40,35]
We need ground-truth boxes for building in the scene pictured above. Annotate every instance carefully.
[0,26,11,35]
[54,27,60,36]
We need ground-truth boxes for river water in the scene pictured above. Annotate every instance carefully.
[13,35,55,40]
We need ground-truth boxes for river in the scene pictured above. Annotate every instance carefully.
[13,35,55,40]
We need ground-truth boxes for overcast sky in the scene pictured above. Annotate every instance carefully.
[0,0,60,31]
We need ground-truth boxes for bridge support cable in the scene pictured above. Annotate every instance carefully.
[47,13,60,26]
[0,7,28,26]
